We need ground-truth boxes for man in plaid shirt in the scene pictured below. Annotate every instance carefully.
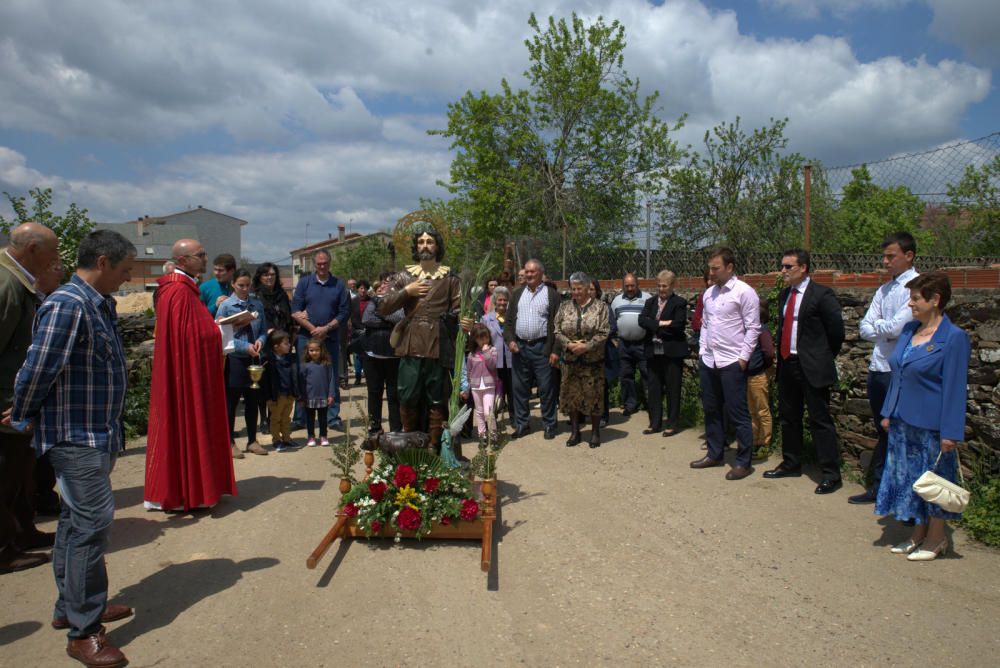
[5,230,136,668]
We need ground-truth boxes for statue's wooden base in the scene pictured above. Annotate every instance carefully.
[306,451,497,572]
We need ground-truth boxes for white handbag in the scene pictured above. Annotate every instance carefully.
[912,451,970,513]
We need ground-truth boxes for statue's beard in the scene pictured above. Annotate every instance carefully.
[417,249,435,261]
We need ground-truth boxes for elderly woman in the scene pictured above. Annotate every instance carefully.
[876,272,970,562]
[481,285,513,424]
[554,272,610,448]
[638,270,688,437]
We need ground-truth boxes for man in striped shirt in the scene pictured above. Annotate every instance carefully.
[6,230,136,668]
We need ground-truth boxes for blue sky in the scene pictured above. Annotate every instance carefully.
[1,0,996,262]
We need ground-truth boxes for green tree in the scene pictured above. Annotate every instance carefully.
[946,155,1000,255]
[0,187,95,276]
[329,235,394,283]
[659,117,816,252]
[432,13,683,277]
[821,165,932,253]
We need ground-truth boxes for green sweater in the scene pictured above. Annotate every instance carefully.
[0,250,39,417]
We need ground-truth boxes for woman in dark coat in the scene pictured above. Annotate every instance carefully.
[252,262,293,431]
[638,270,688,437]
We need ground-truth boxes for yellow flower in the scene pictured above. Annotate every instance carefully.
[394,485,420,510]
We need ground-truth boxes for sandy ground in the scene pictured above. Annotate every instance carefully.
[2,388,1000,667]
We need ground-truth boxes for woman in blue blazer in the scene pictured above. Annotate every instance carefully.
[876,272,970,561]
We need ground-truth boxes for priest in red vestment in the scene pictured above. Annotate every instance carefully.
[144,239,236,511]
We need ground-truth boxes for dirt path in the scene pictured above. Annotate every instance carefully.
[3,390,999,667]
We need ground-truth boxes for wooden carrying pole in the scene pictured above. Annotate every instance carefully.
[306,514,348,569]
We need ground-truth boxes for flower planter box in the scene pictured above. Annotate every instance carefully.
[307,478,497,572]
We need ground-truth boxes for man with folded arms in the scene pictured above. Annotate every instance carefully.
[7,230,137,667]
[690,248,760,480]
[764,248,846,494]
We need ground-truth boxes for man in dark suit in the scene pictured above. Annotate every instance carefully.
[763,249,846,494]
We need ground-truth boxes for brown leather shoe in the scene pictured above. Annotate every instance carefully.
[53,603,134,630]
[66,626,128,668]
[689,456,724,469]
[726,466,753,480]
[0,548,49,574]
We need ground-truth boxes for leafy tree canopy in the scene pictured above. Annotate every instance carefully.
[946,155,1000,255]
[433,13,683,268]
[1,187,95,276]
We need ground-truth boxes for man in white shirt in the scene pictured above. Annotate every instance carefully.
[850,232,919,504]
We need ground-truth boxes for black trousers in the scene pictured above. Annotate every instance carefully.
[647,355,684,430]
[305,407,328,438]
[363,355,402,433]
[497,367,514,423]
[866,371,892,489]
[778,357,841,479]
[225,386,259,445]
[699,360,753,468]
[618,340,648,412]
[0,431,37,552]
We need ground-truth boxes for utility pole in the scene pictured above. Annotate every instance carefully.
[645,200,652,278]
[803,165,812,250]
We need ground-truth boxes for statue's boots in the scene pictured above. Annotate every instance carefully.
[428,405,450,456]
[400,404,419,433]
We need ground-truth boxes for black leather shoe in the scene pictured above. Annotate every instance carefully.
[815,479,842,495]
[642,427,660,435]
[848,489,877,504]
[762,465,802,479]
[512,425,530,439]
[543,427,557,440]
[566,433,581,447]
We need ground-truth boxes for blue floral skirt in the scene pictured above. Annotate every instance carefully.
[875,419,962,524]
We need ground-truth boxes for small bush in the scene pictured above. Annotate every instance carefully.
[123,356,152,440]
[960,461,1000,547]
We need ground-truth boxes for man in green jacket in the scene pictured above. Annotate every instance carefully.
[1,222,60,573]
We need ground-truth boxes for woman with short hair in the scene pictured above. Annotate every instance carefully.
[876,272,970,561]
[638,270,688,437]
[554,272,610,448]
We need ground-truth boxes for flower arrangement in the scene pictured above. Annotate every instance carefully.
[338,449,481,539]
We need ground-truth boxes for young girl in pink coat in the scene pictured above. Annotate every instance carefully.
[466,324,499,439]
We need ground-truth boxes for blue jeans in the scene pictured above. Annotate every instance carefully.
[511,340,557,431]
[46,443,117,639]
[699,360,753,468]
[293,334,341,426]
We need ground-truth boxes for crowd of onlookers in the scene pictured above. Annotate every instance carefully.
[0,223,972,665]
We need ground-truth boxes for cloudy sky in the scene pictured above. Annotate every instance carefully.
[1,0,997,262]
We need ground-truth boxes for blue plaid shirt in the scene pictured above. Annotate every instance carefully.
[12,275,128,454]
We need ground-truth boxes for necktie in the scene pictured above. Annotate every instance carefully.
[780,289,797,359]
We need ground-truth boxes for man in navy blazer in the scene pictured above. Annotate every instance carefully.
[764,249,846,494]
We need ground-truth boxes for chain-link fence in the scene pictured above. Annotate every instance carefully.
[500,132,1000,279]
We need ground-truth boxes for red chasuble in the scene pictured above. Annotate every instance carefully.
[144,273,236,510]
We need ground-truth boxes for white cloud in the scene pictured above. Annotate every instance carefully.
[757,0,910,19]
[1,0,994,256]
[927,0,1000,66]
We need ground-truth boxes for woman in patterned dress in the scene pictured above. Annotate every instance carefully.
[875,272,970,562]
[554,272,610,448]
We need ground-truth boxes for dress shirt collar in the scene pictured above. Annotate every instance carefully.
[4,248,36,284]
[892,266,918,287]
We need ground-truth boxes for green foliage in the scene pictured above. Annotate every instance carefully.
[330,402,364,483]
[469,421,510,480]
[123,356,152,440]
[660,117,817,251]
[0,187,95,278]
[433,13,683,261]
[817,165,932,253]
[679,371,703,429]
[945,155,1000,255]
[960,457,1000,547]
[328,235,393,282]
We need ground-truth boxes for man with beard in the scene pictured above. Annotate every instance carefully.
[378,227,461,452]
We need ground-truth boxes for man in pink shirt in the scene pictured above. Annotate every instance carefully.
[690,248,760,480]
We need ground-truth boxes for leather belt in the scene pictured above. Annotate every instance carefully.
[517,337,546,346]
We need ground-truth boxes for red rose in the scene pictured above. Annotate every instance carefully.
[368,482,388,501]
[342,503,358,518]
[393,465,417,488]
[422,477,440,493]
[459,499,480,521]
[397,507,421,531]
[440,516,452,525]
[371,520,382,534]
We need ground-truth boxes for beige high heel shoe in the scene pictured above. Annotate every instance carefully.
[890,539,921,555]
[907,539,948,561]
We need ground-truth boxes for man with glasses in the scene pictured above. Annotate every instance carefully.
[291,250,349,430]
[145,239,237,509]
[764,249,845,494]
[199,253,236,317]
